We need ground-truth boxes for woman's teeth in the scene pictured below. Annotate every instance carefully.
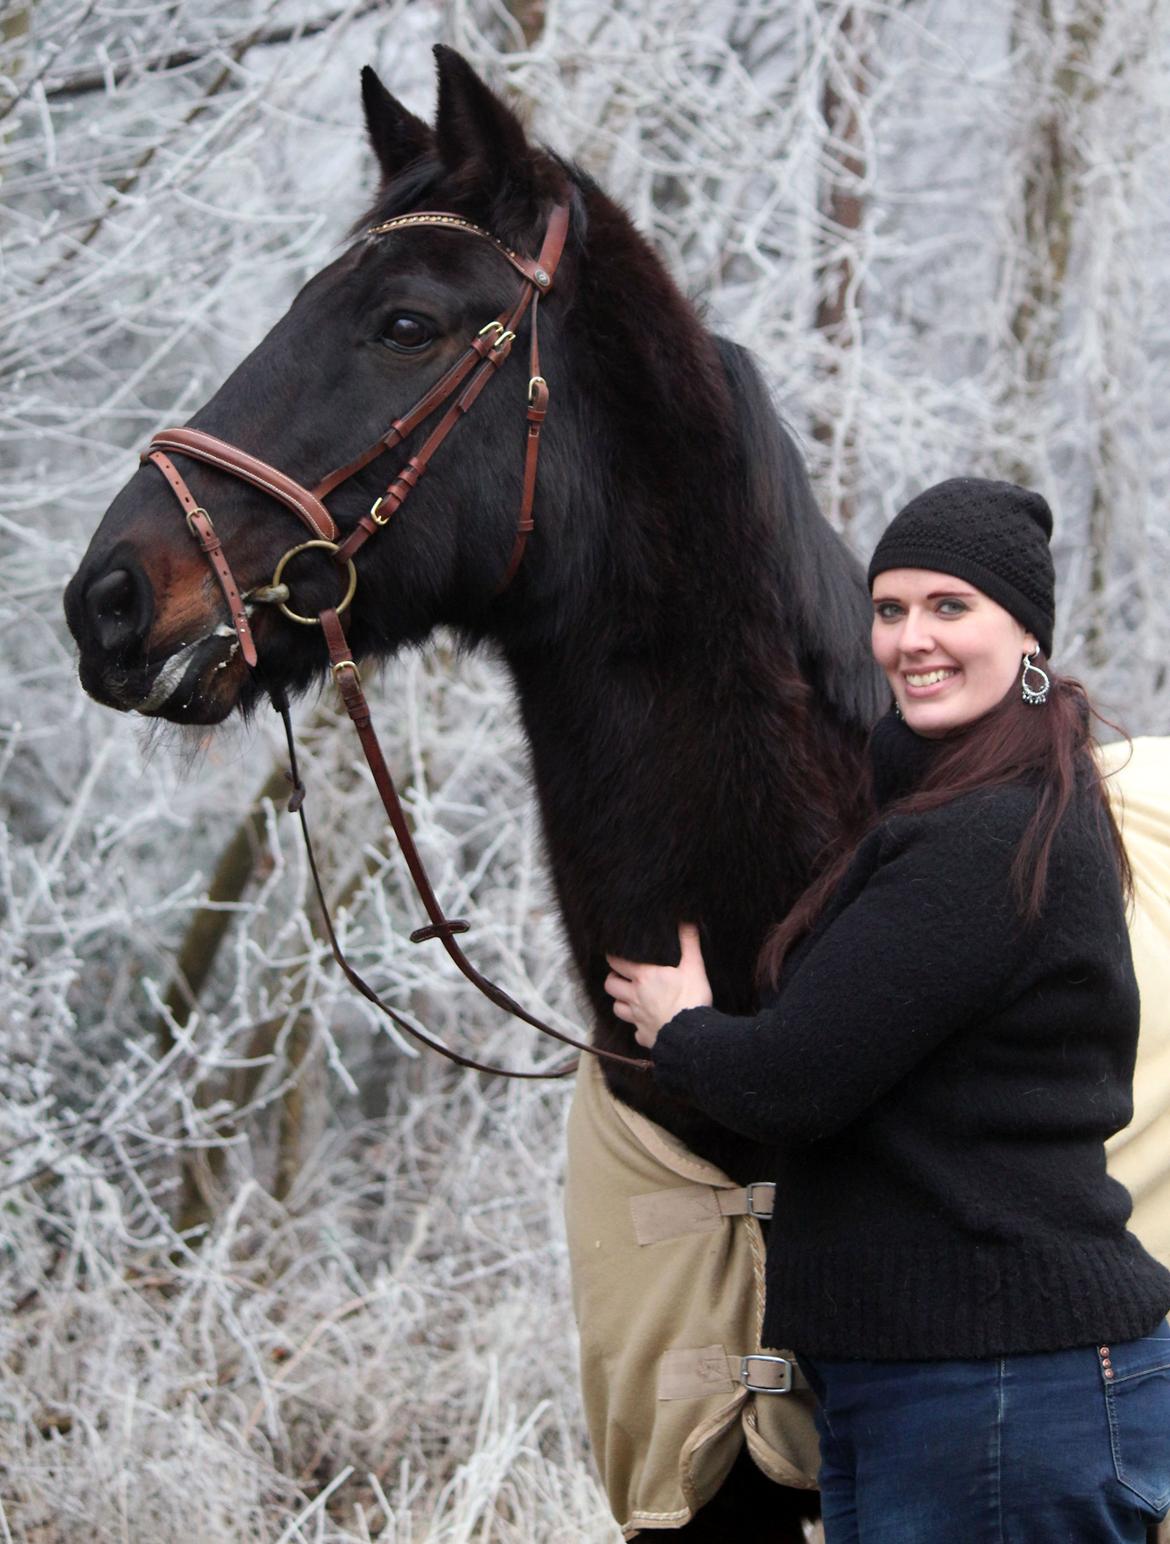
[905,668,957,686]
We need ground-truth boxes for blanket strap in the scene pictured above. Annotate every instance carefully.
[657,1346,809,1400]
[630,1181,775,1245]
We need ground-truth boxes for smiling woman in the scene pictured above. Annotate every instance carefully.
[867,476,1055,738]
[605,476,1170,1542]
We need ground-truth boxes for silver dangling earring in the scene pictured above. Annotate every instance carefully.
[1021,651,1050,707]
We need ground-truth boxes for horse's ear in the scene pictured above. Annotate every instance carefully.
[361,66,434,183]
[433,46,531,196]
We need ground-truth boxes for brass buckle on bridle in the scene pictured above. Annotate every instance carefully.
[267,539,358,626]
[330,658,362,687]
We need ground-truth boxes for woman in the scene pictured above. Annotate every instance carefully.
[604,478,1170,1542]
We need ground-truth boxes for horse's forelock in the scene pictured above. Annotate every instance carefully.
[349,153,447,238]
[350,147,574,270]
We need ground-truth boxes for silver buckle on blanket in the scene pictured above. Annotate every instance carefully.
[740,1354,794,1394]
[745,1181,775,1218]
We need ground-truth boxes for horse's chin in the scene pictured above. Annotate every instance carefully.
[142,661,245,723]
[80,630,249,724]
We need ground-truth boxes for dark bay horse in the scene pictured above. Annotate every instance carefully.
[64,47,884,1539]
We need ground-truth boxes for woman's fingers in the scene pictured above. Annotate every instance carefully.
[605,970,645,1027]
[605,953,638,978]
[604,971,634,1002]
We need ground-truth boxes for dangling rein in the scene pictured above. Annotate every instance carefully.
[141,203,652,1081]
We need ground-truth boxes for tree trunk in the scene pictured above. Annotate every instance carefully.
[812,6,869,532]
[1008,1,1109,660]
[162,764,290,1234]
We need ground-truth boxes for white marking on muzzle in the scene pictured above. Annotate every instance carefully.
[134,602,252,714]
[135,638,205,713]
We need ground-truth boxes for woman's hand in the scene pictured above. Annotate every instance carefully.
[604,923,713,1050]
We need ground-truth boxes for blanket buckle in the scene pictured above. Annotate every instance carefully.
[745,1181,775,1218]
[740,1353,794,1394]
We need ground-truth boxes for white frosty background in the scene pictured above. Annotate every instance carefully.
[2,0,1168,1539]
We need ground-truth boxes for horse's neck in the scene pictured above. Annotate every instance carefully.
[491,299,877,1160]
[502,599,860,1166]
[503,591,861,986]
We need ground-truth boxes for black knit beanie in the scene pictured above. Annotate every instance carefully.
[867,478,1056,657]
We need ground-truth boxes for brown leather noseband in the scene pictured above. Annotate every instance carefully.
[140,203,653,1081]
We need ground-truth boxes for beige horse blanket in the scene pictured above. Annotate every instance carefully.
[564,736,1170,1536]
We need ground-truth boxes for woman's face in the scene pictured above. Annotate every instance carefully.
[870,568,1038,738]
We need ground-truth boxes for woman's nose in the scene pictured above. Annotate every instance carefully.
[899,608,935,652]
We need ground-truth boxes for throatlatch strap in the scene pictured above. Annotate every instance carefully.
[497,292,547,593]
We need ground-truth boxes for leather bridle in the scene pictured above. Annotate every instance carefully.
[141,202,653,1080]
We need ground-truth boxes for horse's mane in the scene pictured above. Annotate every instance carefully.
[712,335,884,733]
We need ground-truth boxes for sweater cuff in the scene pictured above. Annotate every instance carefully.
[651,1006,723,1100]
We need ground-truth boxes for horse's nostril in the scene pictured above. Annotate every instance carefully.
[85,566,148,653]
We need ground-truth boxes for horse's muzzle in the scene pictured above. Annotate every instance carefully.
[64,551,245,721]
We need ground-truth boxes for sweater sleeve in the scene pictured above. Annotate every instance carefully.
[652,791,1037,1145]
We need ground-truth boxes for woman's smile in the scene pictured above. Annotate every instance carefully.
[902,666,960,693]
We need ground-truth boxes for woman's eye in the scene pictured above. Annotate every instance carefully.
[874,602,902,621]
[381,315,434,351]
[937,599,968,617]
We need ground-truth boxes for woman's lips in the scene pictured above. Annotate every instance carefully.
[902,666,959,697]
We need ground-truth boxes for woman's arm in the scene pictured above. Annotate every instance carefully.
[608,793,1037,1146]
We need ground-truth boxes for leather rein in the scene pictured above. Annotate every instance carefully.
[142,203,652,1080]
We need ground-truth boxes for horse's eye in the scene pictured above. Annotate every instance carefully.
[381,314,434,352]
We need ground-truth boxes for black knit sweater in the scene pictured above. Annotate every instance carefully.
[653,712,1170,1360]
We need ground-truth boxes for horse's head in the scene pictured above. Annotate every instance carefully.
[64,49,587,724]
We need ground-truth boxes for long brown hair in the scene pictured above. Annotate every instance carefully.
[755,662,1133,991]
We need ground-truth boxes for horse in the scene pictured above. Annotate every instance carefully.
[64,47,886,1539]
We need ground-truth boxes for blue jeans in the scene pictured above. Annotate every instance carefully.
[799,1321,1170,1542]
